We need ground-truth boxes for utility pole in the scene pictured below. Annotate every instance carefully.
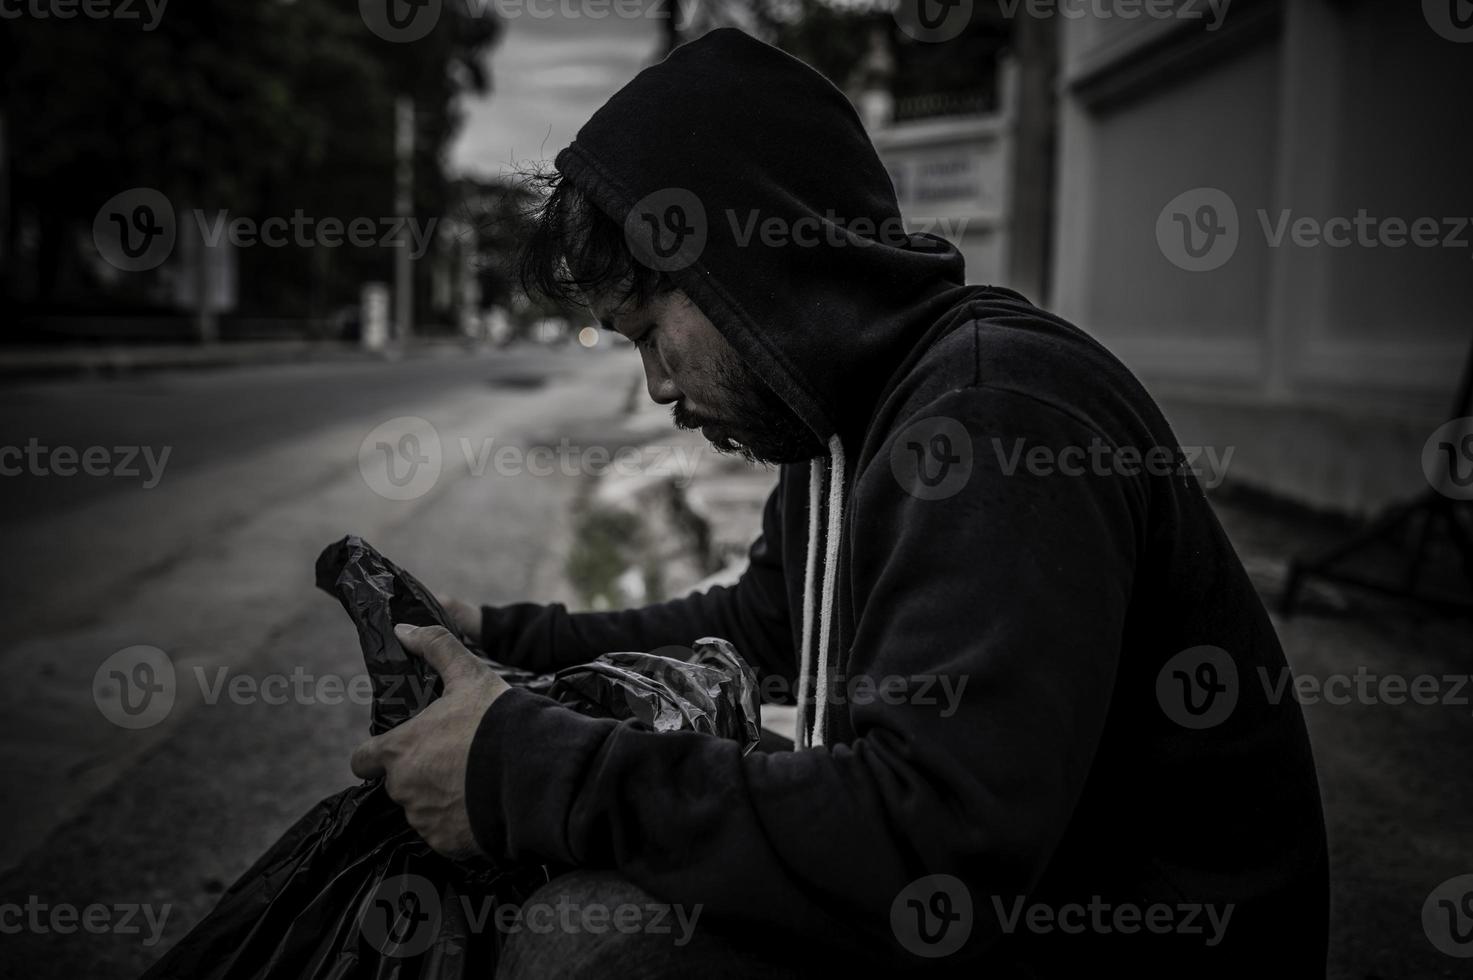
[394,96,415,343]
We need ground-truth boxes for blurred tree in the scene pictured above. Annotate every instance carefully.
[445,173,587,342]
[449,174,536,315]
[0,0,500,340]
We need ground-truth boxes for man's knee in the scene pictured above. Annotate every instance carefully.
[495,870,694,980]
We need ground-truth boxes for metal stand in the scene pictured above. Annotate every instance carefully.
[1280,342,1473,618]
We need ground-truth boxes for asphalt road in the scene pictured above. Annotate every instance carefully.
[0,347,578,521]
[0,344,665,979]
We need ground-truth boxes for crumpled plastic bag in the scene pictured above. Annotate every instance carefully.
[313,534,549,734]
[549,641,761,752]
[142,535,761,980]
[140,780,544,979]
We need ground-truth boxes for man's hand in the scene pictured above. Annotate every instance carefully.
[350,623,511,859]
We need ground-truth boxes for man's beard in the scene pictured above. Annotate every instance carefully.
[671,349,824,465]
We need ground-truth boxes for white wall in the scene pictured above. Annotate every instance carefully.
[1051,0,1472,513]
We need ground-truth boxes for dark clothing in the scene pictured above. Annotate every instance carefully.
[466,28,1329,976]
[495,870,807,980]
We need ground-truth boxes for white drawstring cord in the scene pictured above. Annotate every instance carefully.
[795,456,823,748]
[810,435,846,748]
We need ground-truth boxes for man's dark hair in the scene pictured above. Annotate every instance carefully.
[518,168,671,313]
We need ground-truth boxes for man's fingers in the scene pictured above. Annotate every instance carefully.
[395,623,478,688]
[350,735,388,781]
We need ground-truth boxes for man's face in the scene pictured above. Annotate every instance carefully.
[593,289,822,465]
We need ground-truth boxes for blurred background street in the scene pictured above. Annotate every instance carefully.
[2,1,1471,977]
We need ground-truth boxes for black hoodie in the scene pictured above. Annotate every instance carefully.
[466,29,1328,976]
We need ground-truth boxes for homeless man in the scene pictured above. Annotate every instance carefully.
[349,28,1329,978]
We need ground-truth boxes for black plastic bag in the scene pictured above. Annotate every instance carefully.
[139,780,547,979]
[548,641,762,752]
[312,535,550,734]
[142,535,761,979]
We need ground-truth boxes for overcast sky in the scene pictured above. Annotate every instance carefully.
[450,13,666,180]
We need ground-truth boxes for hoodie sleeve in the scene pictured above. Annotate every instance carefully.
[476,475,796,686]
[464,385,1142,965]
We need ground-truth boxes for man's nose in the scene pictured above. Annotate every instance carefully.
[640,351,680,405]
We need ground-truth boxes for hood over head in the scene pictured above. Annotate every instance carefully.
[554,28,976,451]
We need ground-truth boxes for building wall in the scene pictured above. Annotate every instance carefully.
[868,61,1022,293]
[1051,0,1473,514]
[874,112,1013,288]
